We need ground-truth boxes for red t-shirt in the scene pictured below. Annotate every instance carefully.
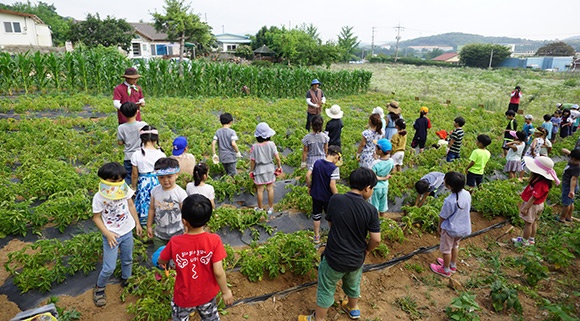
[520,179,549,204]
[113,83,144,124]
[160,232,227,307]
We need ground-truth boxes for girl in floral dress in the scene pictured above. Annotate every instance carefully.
[357,113,383,168]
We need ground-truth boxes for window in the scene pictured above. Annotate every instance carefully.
[4,22,22,33]
[226,44,237,51]
[132,43,141,56]
[156,44,167,56]
[150,44,156,56]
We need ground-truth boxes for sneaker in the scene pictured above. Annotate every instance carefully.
[511,237,530,246]
[93,286,106,307]
[313,235,321,244]
[430,263,451,277]
[436,258,457,273]
[254,207,263,212]
[120,278,129,288]
[297,313,315,321]
[527,239,535,245]
[341,300,361,319]
[267,208,274,215]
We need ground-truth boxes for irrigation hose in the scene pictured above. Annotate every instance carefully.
[228,220,508,308]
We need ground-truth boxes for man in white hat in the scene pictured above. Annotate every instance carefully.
[306,79,326,130]
[113,67,146,124]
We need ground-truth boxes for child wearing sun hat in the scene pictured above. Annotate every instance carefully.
[325,104,344,147]
[512,156,559,246]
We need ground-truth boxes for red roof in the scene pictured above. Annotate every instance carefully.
[0,9,45,24]
[432,53,459,61]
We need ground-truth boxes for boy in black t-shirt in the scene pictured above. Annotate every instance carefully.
[503,110,517,157]
[298,167,381,321]
[559,148,580,222]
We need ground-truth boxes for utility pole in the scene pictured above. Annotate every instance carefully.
[371,27,376,58]
[394,24,404,62]
[488,48,494,68]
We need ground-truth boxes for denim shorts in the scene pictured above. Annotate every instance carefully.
[316,256,362,309]
[561,183,578,206]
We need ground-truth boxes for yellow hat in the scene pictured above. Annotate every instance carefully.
[420,106,429,113]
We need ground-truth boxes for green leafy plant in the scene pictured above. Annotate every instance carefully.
[445,292,481,321]
[515,250,549,287]
[490,280,523,314]
[394,295,423,320]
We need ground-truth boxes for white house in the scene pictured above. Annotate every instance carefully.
[129,22,177,59]
[0,8,52,47]
[215,33,251,52]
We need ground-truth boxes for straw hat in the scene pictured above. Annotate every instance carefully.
[325,104,344,119]
[387,100,401,114]
[523,156,560,185]
[121,67,141,79]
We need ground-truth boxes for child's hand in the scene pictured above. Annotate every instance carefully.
[106,231,119,248]
[147,227,154,239]
[236,151,242,158]
[300,162,307,169]
[222,289,234,305]
[135,224,143,237]
[569,191,575,199]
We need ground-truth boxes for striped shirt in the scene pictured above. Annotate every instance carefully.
[449,128,464,154]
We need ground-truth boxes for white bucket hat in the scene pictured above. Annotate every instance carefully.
[254,122,276,139]
[325,104,344,119]
[372,106,385,118]
[523,156,560,185]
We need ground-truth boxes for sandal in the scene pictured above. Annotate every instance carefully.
[93,286,106,307]
[297,313,317,321]
[341,300,361,319]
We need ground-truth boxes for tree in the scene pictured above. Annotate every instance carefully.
[0,1,70,46]
[459,43,511,68]
[251,25,281,50]
[235,45,254,60]
[425,48,444,60]
[337,26,360,62]
[152,0,214,63]
[535,42,575,56]
[68,13,133,49]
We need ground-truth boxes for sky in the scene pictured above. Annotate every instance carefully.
[7,0,578,44]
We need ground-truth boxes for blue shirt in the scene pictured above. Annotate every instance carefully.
[440,189,472,238]
[541,121,553,140]
[523,123,534,143]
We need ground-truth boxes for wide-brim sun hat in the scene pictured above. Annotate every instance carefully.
[523,156,560,185]
[372,106,385,118]
[387,100,401,114]
[311,79,321,86]
[254,122,276,138]
[325,104,344,119]
[121,67,141,79]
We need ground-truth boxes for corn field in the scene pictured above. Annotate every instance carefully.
[0,47,372,98]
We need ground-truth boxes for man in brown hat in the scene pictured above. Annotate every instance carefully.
[113,67,146,124]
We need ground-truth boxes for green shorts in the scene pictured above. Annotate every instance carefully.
[316,256,362,309]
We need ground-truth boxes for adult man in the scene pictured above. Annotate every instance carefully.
[298,167,381,321]
[113,68,146,124]
[306,79,326,130]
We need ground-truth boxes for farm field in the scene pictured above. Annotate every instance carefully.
[1,62,580,321]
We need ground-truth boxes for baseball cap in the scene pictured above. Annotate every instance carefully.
[524,114,533,120]
[376,138,392,153]
[420,106,429,113]
[172,136,187,156]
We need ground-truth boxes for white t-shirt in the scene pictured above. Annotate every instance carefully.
[150,185,188,240]
[92,188,136,236]
[131,148,166,173]
[186,183,215,202]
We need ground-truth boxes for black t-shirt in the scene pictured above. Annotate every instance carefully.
[325,119,344,147]
[562,162,580,186]
[324,192,381,272]
[504,119,517,139]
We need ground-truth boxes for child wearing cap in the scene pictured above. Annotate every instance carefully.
[170,136,196,178]
[558,148,580,223]
[212,113,241,176]
[522,114,535,146]
[503,131,526,179]
[325,105,344,147]
[502,110,517,157]
[465,134,492,189]
[512,156,559,246]
[147,158,188,251]
[117,102,148,185]
[371,139,394,217]
[411,106,431,153]
[250,122,282,215]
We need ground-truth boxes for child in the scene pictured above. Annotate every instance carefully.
[305,145,342,243]
[147,158,188,251]
[131,125,166,225]
[384,100,402,140]
[550,110,562,143]
[430,172,471,277]
[541,114,553,143]
[504,131,526,179]
[539,128,552,157]
[356,113,383,168]
[512,156,559,246]
[212,113,241,176]
[92,162,142,306]
[158,194,233,321]
[560,108,573,139]
[186,163,216,208]
[324,104,344,147]
[250,122,282,215]
[523,115,535,143]
[519,128,546,180]
[502,110,517,157]
[390,118,407,173]
[117,102,148,185]
[414,172,445,207]
[301,115,330,170]
[411,106,431,153]
[371,139,394,217]
[170,136,196,178]
[372,106,386,138]
[298,168,381,321]
[508,86,522,113]
[559,148,580,223]
[465,134,492,189]
[446,116,465,162]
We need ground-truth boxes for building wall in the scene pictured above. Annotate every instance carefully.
[129,34,175,59]
[0,13,52,46]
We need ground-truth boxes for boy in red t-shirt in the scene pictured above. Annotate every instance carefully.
[159,194,233,320]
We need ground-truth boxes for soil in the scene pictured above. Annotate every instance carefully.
[1,211,578,321]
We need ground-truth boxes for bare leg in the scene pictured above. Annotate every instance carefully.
[530,221,537,239]
[313,220,321,238]
[256,185,264,209]
[314,306,328,321]
[266,183,274,209]
[523,222,532,239]
[442,252,451,269]
[560,205,571,220]
[450,247,459,267]
[347,297,359,311]
[568,204,575,220]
